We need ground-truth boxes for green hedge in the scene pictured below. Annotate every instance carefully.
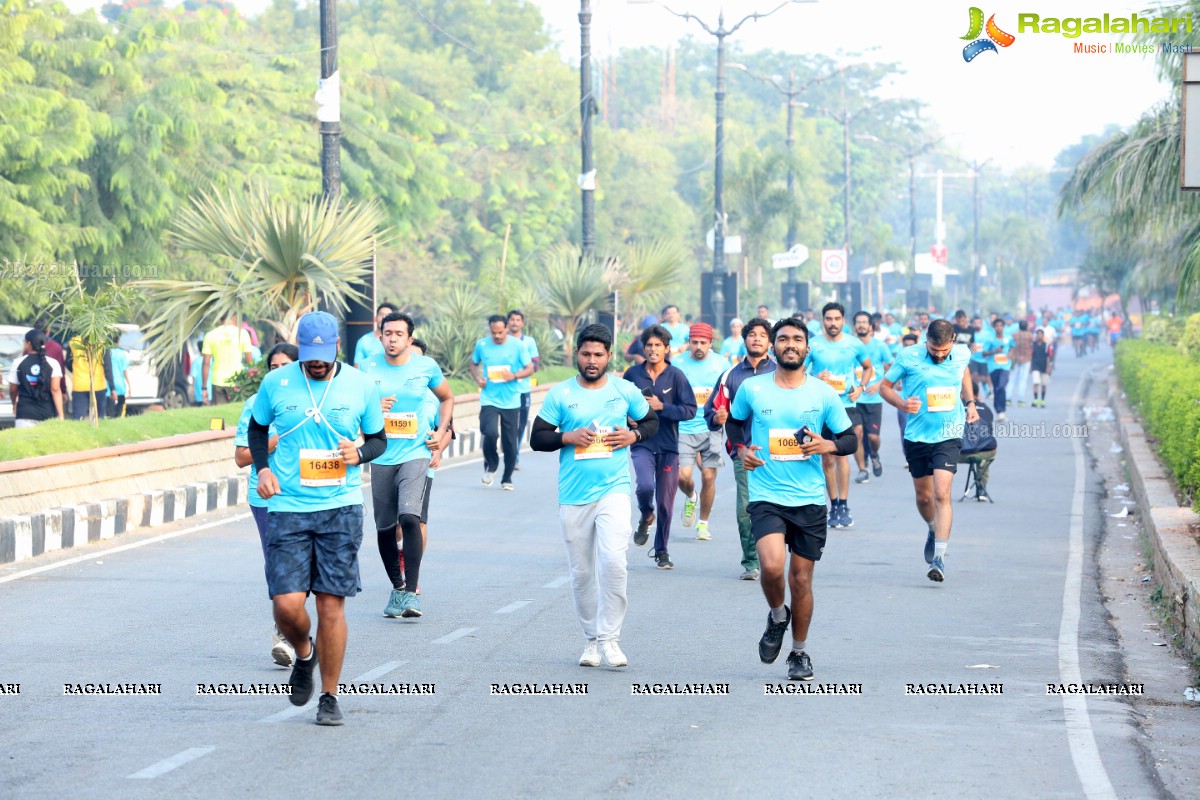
[1115,339,1200,508]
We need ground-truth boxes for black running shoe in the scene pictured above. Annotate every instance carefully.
[634,514,653,546]
[758,607,792,664]
[871,456,882,477]
[288,639,318,706]
[655,552,674,570]
[315,693,343,726]
[786,650,814,681]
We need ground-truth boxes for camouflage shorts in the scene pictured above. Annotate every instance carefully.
[266,505,364,598]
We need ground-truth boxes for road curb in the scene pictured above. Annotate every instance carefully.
[0,425,492,567]
[1110,378,1200,661]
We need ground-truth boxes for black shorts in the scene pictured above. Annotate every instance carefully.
[420,475,434,523]
[902,438,962,479]
[747,502,827,561]
[968,360,989,378]
[844,404,864,429]
[856,403,882,435]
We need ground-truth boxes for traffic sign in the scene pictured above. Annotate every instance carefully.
[820,249,848,284]
[771,244,809,270]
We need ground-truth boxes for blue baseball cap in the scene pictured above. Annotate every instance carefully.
[297,311,339,362]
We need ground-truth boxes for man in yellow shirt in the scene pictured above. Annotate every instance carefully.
[66,336,114,420]
[202,314,254,405]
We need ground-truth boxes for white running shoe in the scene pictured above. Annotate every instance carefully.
[696,520,711,541]
[681,493,698,528]
[600,640,628,668]
[271,626,295,667]
[579,640,601,667]
[482,470,495,487]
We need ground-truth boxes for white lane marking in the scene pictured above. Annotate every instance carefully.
[258,660,407,723]
[1058,368,1117,800]
[128,746,215,779]
[0,514,252,586]
[543,576,570,588]
[432,627,476,644]
[495,600,532,614]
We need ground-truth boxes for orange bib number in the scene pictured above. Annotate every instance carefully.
[926,386,956,413]
[384,412,419,439]
[993,353,1009,365]
[573,425,614,460]
[694,387,711,408]
[824,374,847,394]
[487,365,510,383]
[299,449,347,487]
[768,428,808,461]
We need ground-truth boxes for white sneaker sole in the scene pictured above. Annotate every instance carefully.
[271,643,295,667]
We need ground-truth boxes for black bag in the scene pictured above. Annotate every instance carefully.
[960,402,997,455]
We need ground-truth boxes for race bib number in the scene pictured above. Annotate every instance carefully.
[824,374,847,394]
[299,449,347,487]
[694,387,711,407]
[573,425,614,460]
[768,428,808,461]
[926,386,957,413]
[487,365,510,383]
[993,353,1009,365]
[972,342,982,353]
[384,411,419,439]
[854,366,864,383]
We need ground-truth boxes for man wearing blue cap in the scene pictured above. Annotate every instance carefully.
[249,311,386,726]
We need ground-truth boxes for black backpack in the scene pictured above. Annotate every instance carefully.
[961,401,997,455]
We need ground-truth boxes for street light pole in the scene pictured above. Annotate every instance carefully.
[319,0,340,202]
[579,0,596,258]
[784,71,796,310]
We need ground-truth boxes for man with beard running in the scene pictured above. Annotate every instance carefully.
[851,311,891,482]
[703,318,775,580]
[530,324,658,668]
[805,303,872,528]
[731,318,856,680]
[879,319,979,583]
[362,312,454,620]
[673,323,728,541]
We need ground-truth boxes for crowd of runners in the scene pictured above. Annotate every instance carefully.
[229,301,1115,724]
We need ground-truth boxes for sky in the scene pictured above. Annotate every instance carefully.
[533,0,1174,170]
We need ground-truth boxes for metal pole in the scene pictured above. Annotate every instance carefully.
[319,0,340,202]
[971,165,981,313]
[580,0,596,257]
[908,155,917,298]
[784,70,796,313]
[841,79,851,278]
[711,16,727,329]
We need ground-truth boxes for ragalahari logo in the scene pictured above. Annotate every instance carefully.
[961,7,1016,61]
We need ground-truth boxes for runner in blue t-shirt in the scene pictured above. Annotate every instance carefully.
[672,322,729,541]
[471,315,534,490]
[880,319,979,585]
[234,342,298,668]
[852,311,893,482]
[249,311,387,726]
[982,318,1014,419]
[531,323,658,669]
[352,301,397,368]
[660,304,692,358]
[720,318,748,365]
[804,303,872,529]
[730,317,856,683]
[362,312,455,621]
[507,309,541,470]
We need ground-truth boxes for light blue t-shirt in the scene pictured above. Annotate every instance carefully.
[884,344,972,444]
[362,354,445,466]
[109,348,129,396]
[730,373,852,507]
[805,335,869,407]
[856,338,892,405]
[473,337,532,410]
[662,322,692,354]
[251,362,384,513]
[512,334,540,394]
[806,319,823,339]
[720,336,746,365]
[235,392,278,509]
[354,334,384,366]
[419,391,443,479]
[983,331,1014,372]
[674,352,729,435]
[537,377,651,506]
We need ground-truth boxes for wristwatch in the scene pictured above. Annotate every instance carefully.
[633,428,643,443]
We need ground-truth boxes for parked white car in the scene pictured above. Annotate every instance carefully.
[0,324,31,428]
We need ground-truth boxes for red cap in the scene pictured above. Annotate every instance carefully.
[689,322,714,342]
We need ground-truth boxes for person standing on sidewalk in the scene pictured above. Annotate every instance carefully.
[1010,321,1034,408]
[201,314,253,406]
[233,342,299,667]
[249,311,386,726]
[805,303,872,528]
[703,318,776,580]
[622,324,696,570]
[673,323,729,542]
[731,317,856,682]
[7,330,64,428]
[530,324,657,669]
[879,319,978,584]
[507,309,541,471]
[470,315,534,490]
[362,312,454,621]
[65,334,113,421]
[982,318,1014,421]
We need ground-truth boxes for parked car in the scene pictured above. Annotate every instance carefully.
[0,324,31,428]
[114,324,205,411]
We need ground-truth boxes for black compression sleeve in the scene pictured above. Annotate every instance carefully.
[830,426,858,457]
[357,428,387,464]
[530,416,564,451]
[248,417,271,472]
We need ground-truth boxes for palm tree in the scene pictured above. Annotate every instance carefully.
[611,238,690,327]
[422,283,493,379]
[535,244,616,364]
[134,184,387,375]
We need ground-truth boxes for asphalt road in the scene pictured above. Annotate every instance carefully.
[0,346,1167,799]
